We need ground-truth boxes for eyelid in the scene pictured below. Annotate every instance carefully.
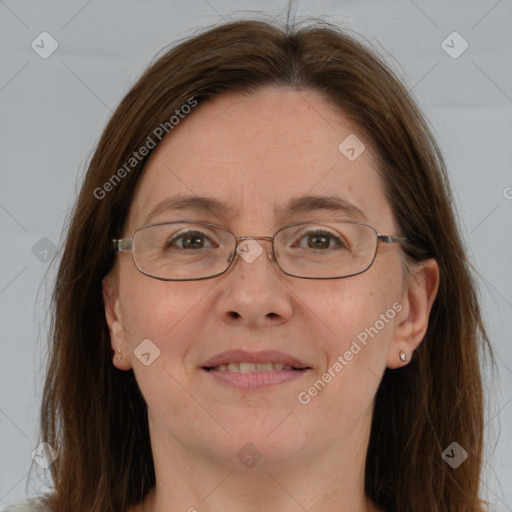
[283,225,347,247]
[277,223,340,235]
[168,227,219,240]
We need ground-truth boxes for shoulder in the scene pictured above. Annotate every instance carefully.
[1,498,53,512]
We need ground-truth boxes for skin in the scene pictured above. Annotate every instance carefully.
[103,87,439,512]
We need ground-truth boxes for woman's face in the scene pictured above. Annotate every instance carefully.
[105,87,415,470]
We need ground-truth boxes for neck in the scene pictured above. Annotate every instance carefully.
[133,414,380,512]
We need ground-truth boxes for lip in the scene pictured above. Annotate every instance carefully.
[204,368,307,390]
[201,349,311,391]
[201,349,310,370]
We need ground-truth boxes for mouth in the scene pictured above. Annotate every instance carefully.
[201,350,311,390]
[203,362,307,372]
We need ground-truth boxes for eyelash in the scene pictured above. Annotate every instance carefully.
[165,228,348,251]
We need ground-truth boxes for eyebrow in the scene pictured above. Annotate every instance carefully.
[282,195,367,222]
[143,193,368,224]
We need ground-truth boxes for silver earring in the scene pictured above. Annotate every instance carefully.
[117,350,122,362]
[399,350,407,362]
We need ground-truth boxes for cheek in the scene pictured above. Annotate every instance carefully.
[117,260,197,340]
[299,258,402,392]
[306,274,398,346]
[117,270,219,380]
[294,275,400,428]
[116,276,203,411]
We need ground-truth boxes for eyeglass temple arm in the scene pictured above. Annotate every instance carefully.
[113,239,132,252]
[378,235,407,245]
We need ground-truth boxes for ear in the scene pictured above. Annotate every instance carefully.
[386,258,439,369]
[102,273,133,370]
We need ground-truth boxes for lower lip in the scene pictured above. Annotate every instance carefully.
[203,368,307,390]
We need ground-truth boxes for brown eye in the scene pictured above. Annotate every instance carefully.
[166,231,214,250]
[294,229,348,250]
[308,232,333,249]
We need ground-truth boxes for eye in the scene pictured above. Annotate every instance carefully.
[165,230,217,250]
[293,229,348,250]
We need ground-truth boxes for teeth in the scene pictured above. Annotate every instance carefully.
[241,362,258,372]
[256,363,273,372]
[212,362,295,372]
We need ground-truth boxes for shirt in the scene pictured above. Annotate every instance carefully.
[1,498,53,512]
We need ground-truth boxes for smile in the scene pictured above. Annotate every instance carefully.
[201,349,311,389]
[207,362,296,372]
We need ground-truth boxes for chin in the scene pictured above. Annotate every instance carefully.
[199,420,309,470]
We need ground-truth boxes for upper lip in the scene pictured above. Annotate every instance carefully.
[202,349,310,369]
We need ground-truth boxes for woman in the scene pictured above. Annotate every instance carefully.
[6,17,491,512]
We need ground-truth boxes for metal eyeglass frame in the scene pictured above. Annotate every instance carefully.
[113,219,407,281]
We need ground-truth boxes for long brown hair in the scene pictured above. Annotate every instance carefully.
[38,17,491,512]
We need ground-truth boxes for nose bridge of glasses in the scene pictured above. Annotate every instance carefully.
[235,235,274,245]
[235,235,274,242]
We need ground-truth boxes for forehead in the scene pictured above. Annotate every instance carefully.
[126,87,395,234]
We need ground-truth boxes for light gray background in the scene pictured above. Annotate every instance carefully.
[1,0,511,509]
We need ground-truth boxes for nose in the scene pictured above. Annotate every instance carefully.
[215,237,293,328]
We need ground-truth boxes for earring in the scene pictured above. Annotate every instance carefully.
[117,349,122,362]
[399,350,407,362]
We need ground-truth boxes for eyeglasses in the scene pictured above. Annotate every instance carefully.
[113,219,407,281]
